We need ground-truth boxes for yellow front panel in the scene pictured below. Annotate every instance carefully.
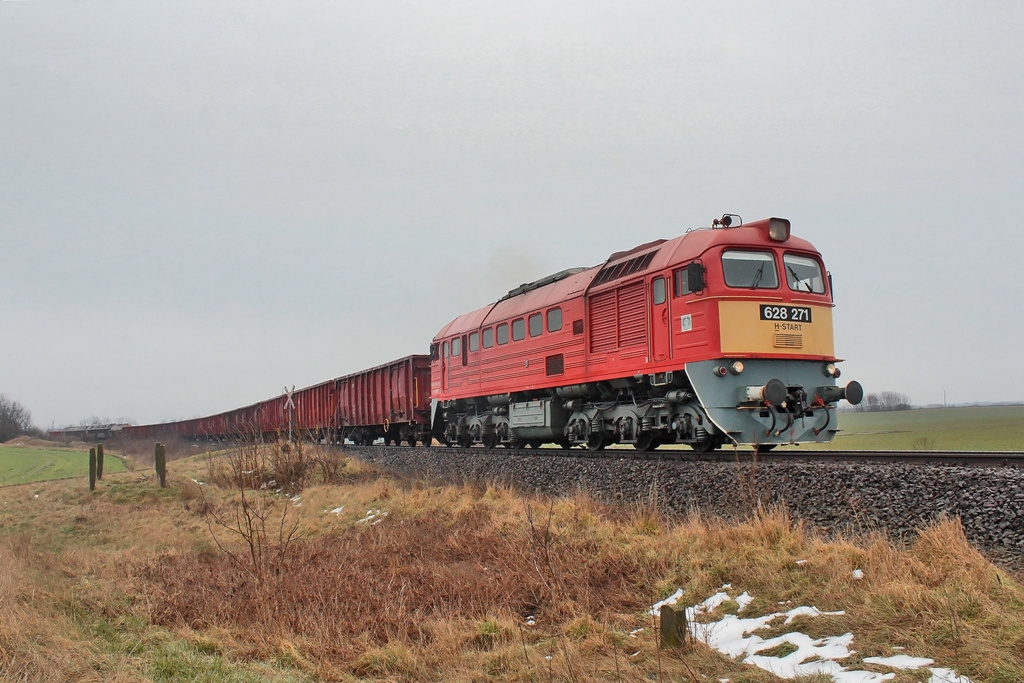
[718,300,835,357]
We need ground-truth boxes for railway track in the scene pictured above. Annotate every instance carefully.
[348,445,1024,467]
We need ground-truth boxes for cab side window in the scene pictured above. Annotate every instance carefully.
[653,277,666,304]
[469,332,479,352]
[497,323,509,345]
[482,327,494,349]
[451,337,461,357]
[674,268,691,297]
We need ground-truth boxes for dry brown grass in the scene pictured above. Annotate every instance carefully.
[1,442,1022,682]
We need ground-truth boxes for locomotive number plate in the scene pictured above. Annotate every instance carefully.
[760,305,812,322]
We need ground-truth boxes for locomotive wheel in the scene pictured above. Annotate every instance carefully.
[587,434,607,451]
[482,433,497,449]
[634,433,656,452]
[458,434,473,448]
[754,444,776,454]
[690,437,719,453]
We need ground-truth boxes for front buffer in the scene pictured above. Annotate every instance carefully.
[685,358,863,447]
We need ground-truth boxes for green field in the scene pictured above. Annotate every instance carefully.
[811,404,1024,451]
[0,446,126,487]
[595,404,1024,452]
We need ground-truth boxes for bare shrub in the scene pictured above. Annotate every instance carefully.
[201,438,305,587]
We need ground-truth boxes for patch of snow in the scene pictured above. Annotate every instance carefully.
[628,628,644,637]
[683,589,971,682]
[329,506,345,515]
[736,592,754,612]
[796,559,808,565]
[648,588,685,615]
[356,509,388,524]
[928,668,973,683]
[863,655,934,669]
[852,569,865,580]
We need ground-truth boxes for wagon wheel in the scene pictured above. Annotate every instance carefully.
[406,435,417,447]
[587,434,607,452]
[634,432,656,452]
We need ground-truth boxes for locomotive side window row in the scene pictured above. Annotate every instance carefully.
[445,307,564,356]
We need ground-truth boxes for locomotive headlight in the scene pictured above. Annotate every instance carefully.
[823,362,838,377]
[768,217,791,242]
[729,361,745,375]
[713,365,728,377]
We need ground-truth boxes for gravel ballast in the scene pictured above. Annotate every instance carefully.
[357,447,1024,569]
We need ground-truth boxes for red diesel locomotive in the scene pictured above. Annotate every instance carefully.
[430,215,862,451]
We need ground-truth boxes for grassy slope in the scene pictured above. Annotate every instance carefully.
[0,445,126,486]
[1,442,1022,682]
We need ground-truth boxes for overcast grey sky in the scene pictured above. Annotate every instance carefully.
[3,1,1023,429]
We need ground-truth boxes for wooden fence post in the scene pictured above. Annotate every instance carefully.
[155,443,167,488]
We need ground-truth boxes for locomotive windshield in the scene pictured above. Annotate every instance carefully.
[783,253,826,294]
[722,250,779,289]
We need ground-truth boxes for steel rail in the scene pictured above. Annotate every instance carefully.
[350,445,1024,467]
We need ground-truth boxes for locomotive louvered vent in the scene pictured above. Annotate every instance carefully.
[572,319,584,335]
[589,282,648,353]
[591,251,657,288]
[545,353,564,376]
[616,281,646,348]
[774,333,803,349]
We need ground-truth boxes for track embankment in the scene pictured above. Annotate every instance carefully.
[353,446,1024,569]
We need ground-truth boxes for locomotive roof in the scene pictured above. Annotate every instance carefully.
[433,220,821,340]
